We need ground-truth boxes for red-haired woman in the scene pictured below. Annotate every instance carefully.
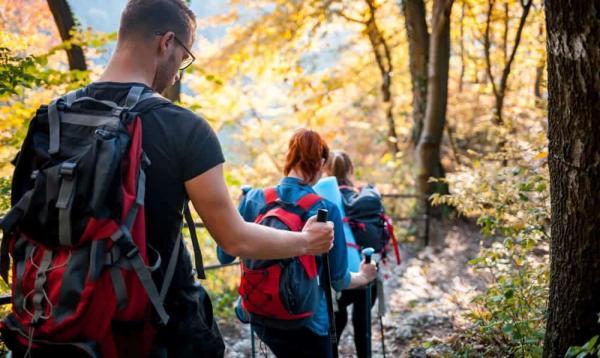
[218,129,376,357]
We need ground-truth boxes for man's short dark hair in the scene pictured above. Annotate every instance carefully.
[119,0,196,42]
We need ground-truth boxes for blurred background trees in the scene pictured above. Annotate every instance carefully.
[3,0,597,356]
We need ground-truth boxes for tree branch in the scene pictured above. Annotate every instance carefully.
[484,0,500,99]
[331,9,366,24]
[248,106,283,173]
[47,0,86,71]
[498,0,533,95]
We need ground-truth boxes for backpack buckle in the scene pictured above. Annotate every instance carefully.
[111,227,140,259]
[60,162,77,177]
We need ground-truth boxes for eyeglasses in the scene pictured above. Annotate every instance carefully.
[155,32,196,71]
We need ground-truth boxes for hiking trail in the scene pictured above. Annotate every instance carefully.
[220,220,487,357]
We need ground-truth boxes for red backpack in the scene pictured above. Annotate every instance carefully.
[238,187,321,330]
[0,87,190,357]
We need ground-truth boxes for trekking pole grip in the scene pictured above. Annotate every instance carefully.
[362,247,375,264]
[317,209,328,223]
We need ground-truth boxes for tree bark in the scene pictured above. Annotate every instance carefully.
[543,1,600,356]
[47,0,86,71]
[416,0,454,215]
[402,0,429,144]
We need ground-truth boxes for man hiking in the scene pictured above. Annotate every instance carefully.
[0,1,333,357]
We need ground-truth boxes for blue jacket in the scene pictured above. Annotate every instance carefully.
[217,176,351,336]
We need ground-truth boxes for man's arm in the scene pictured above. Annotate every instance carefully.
[185,164,334,259]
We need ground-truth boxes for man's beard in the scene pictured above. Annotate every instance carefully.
[152,55,178,94]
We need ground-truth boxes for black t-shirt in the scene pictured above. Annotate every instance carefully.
[80,83,226,354]
[81,82,224,255]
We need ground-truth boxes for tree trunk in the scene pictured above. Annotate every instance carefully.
[47,0,86,71]
[365,0,399,155]
[502,1,509,64]
[416,0,454,215]
[458,1,466,92]
[402,0,429,144]
[543,1,600,356]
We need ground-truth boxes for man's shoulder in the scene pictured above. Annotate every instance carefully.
[150,99,207,123]
[143,99,216,140]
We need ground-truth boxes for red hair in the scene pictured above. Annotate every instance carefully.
[283,129,330,183]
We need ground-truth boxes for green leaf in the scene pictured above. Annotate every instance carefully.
[535,182,547,192]
[491,295,504,302]
[583,335,599,351]
[468,257,484,265]
[519,182,534,192]
[566,346,583,358]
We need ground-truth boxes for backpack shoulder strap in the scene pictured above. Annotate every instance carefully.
[130,92,172,114]
[296,193,322,212]
[339,185,358,193]
[183,202,205,279]
[263,187,279,205]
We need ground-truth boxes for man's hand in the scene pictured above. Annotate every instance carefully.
[301,215,334,255]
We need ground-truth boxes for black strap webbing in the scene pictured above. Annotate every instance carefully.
[111,227,170,324]
[48,99,60,155]
[159,233,182,303]
[183,202,205,279]
[0,188,36,283]
[110,266,128,310]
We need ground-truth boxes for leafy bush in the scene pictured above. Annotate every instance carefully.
[432,148,550,357]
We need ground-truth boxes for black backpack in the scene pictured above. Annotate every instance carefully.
[0,86,221,357]
[340,185,401,264]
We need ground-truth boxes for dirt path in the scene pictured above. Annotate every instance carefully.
[219,220,487,357]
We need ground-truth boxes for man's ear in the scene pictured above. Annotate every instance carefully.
[157,31,175,55]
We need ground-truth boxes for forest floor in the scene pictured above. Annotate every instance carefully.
[219,219,489,357]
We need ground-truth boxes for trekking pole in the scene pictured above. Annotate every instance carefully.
[317,209,338,358]
[376,262,387,358]
[250,324,256,358]
[379,316,386,358]
[362,247,375,358]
